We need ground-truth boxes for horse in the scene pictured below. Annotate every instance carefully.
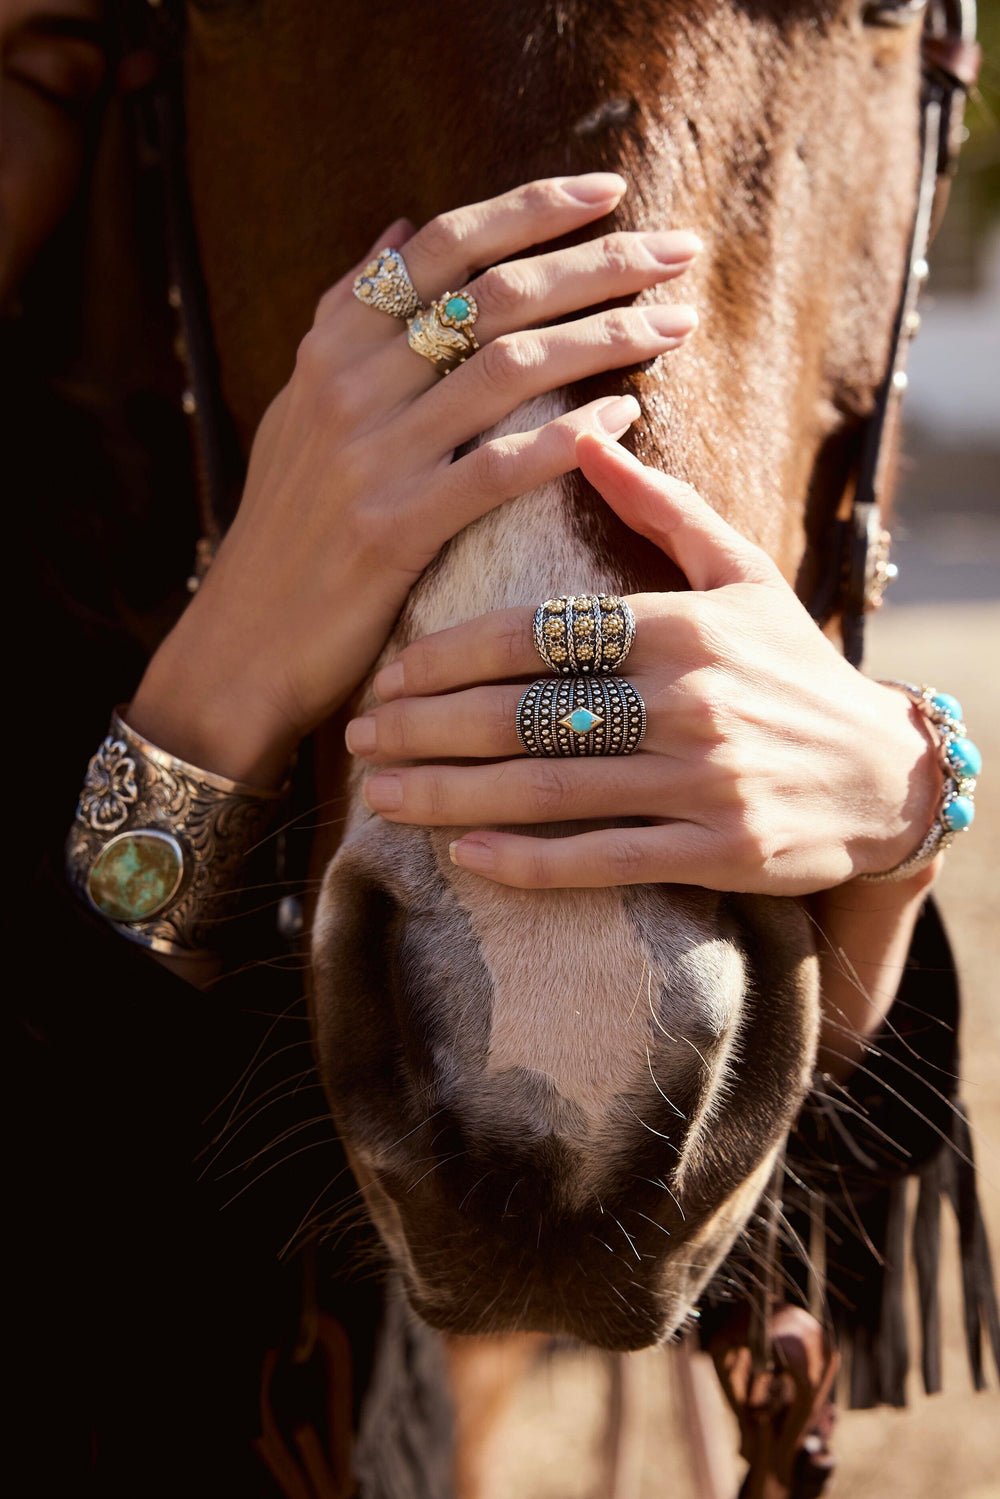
[179,0,961,1373]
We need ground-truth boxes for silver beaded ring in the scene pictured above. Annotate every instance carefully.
[516,676,646,758]
[532,593,636,676]
[352,247,423,321]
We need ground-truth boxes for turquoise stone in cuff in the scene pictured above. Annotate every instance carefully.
[946,736,982,779]
[931,691,963,722]
[942,796,975,832]
[87,829,185,921]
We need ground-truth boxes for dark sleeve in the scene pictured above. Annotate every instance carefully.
[781,897,1000,1407]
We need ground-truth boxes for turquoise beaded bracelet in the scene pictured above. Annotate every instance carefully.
[860,680,981,884]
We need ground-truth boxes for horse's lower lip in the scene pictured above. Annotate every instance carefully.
[405,1282,674,1352]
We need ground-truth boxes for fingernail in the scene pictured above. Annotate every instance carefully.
[644,304,699,340]
[345,716,377,755]
[363,774,402,813]
[562,172,627,205]
[597,395,641,433]
[642,230,703,265]
[373,660,404,700]
[449,837,495,872]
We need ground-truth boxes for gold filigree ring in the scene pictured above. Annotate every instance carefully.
[352,248,422,321]
[406,291,479,374]
[532,593,637,676]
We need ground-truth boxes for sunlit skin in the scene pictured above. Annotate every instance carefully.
[0,0,107,311]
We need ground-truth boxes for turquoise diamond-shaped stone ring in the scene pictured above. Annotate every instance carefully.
[561,707,604,735]
[516,675,646,758]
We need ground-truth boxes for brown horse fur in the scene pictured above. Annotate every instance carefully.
[183,0,925,1351]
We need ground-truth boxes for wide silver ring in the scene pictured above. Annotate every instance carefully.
[516,677,646,757]
[533,594,636,676]
[352,247,422,321]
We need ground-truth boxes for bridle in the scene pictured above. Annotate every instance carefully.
[832,0,981,666]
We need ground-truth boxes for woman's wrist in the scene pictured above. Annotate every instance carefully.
[848,678,943,878]
[129,623,299,789]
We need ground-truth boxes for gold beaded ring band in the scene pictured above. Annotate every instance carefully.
[65,711,284,957]
[352,247,423,321]
[517,676,646,758]
[406,290,479,374]
[533,593,637,676]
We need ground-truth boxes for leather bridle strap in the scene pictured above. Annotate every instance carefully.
[834,0,980,668]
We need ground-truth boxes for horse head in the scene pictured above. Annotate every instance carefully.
[184,0,930,1348]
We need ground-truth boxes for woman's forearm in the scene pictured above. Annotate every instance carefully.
[808,858,941,1082]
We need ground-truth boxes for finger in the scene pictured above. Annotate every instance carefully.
[400,173,627,304]
[347,685,524,761]
[465,229,702,343]
[576,433,780,591]
[447,824,720,890]
[406,394,640,550]
[403,303,697,459]
[361,756,695,826]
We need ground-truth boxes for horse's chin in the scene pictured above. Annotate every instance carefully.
[312,819,819,1349]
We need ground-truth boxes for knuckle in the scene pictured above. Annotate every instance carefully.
[599,309,640,350]
[414,769,446,820]
[294,327,329,384]
[521,848,558,889]
[523,761,571,820]
[418,210,464,263]
[600,233,637,278]
[521,179,563,217]
[604,835,646,881]
[478,333,528,390]
[495,612,530,674]
[729,814,775,872]
[473,437,518,497]
[375,704,412,756]
[477,264,527,319]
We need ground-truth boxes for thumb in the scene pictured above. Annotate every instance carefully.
[575,432,778,592]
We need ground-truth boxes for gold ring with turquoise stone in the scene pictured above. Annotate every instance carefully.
[407,290,479,374]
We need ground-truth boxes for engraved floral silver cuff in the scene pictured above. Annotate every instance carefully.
[65,711,284,957]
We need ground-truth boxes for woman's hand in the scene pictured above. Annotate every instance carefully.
[347,434,942,896]
[129,174,701,786]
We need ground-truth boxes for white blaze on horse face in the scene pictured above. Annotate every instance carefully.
[345,394,747,1127]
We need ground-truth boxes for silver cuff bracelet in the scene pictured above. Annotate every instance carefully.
[65,710,284,957]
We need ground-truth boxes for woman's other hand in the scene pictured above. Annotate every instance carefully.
[130,176,701,785]
[349,434,941,897]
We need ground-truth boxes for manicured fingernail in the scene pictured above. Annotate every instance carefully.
[597,395,641,432]
[345,716,377,755]
[449,837,495,872]
[644,304,699,340]
[363,774,402,812]
[562,172,627,205]
[373,660,404,700]
[642,230,703,265]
